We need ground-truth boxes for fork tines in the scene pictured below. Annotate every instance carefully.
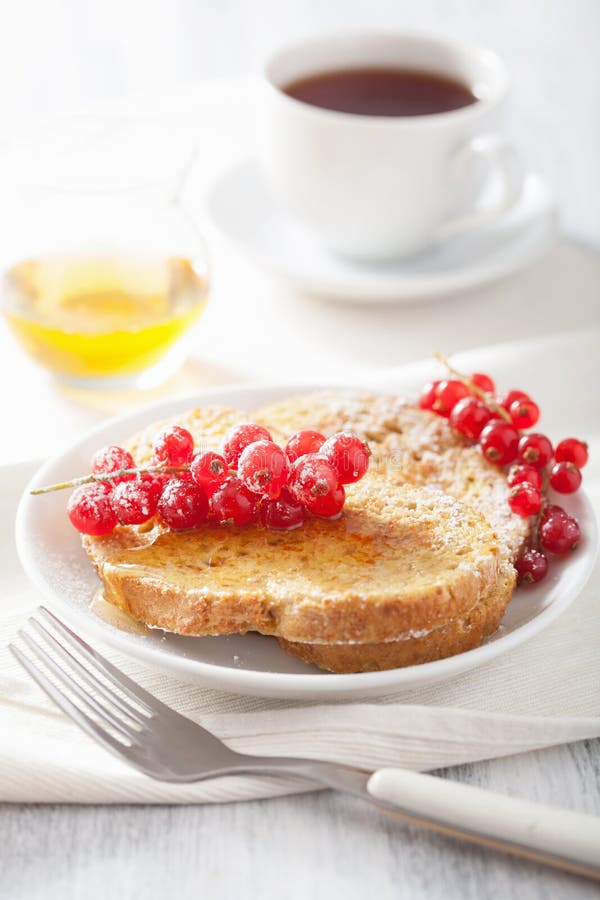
[10,607,157,754]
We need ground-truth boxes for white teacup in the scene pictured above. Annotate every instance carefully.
[260,32,524,261]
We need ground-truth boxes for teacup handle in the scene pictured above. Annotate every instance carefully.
[436,134,525,241]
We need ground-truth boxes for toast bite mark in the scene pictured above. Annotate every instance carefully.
[278,562,515,672]
[83,477,500,645]
[253,390,529,562]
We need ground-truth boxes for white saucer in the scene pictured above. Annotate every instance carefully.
[16,378,597,700]
[205,158,558,303]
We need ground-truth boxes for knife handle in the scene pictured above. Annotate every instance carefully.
[367,767,600,881]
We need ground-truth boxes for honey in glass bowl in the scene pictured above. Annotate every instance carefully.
[3,253,208,382]
[0,114,210,389]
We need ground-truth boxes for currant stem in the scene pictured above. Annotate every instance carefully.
[434,352,512,423]
[31,466,190,495]
[531,511,543,551]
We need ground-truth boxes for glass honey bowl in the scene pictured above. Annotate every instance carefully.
[1,117,210,389]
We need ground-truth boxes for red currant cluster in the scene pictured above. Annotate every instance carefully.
[66,423,371,537]
[419,368,588,585]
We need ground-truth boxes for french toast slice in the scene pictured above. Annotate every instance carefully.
[254,391,527,671]
[278,562,515,672]
[83,468,500,645]
[78,396,523,670]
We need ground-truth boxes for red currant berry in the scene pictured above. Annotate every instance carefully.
[222,423,272,468]
[284,430,326,463]
[67,483,117,536]
[549,461,582,494]
[260,487,306,530]
[508,398,540,430]
[418,380,441,411]
[153,426,194,467]
[517,433,553,469]
[308,484,346,518]
[471,372,495,394]
[143,466,172,493]
[210,477,259,526]
[238,440,289,499]
[138,472,166,499]
[111,479,159,526]
[515,549,548,585]
[499,389,530,411]
[449,397,493,440]
[507,464,543,491]
[508,483,543,517]
[320,431,371,484]
[289,455,339,505]
[541,503,568,521]
[539,513,581,554]
[190,450,229,496]
[91,445,135,483]
[555,438,589,469]
[157,480,208,531]
[479,422,519,466]
[432,380,470,417]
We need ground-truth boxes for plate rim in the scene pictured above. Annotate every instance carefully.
[15,379,598,697]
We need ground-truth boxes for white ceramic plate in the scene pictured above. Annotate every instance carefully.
[205,158,558,303]
[16,382,597,699]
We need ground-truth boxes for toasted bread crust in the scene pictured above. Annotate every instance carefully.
[278,564,516,672]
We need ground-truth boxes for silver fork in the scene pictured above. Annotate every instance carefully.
[10,607,600,882]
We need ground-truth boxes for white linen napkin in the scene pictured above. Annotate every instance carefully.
[1,331,598,804]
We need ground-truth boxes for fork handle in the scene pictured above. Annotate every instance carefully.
[367,768,600,880]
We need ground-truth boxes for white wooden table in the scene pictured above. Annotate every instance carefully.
[3,742,599,899]
[1,3,599,898]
